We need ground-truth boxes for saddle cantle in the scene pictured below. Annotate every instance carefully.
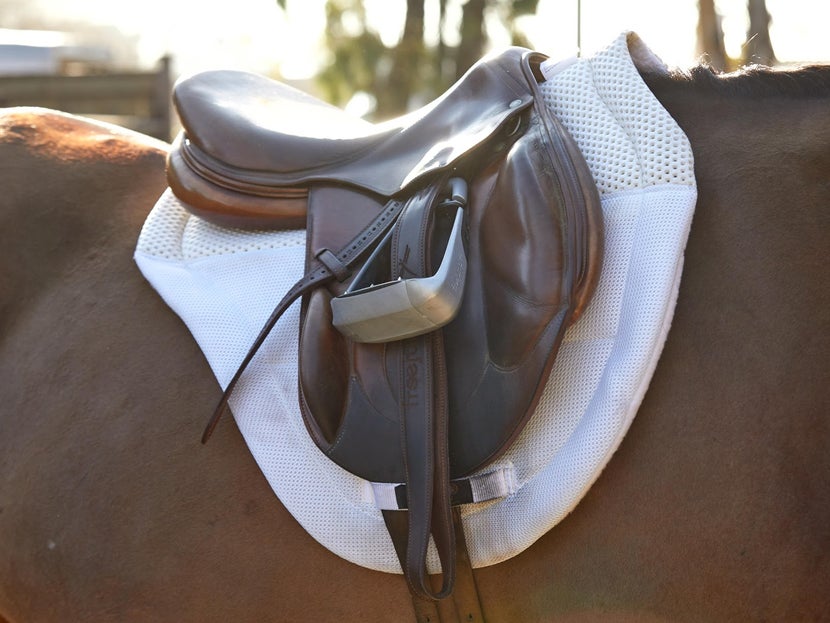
[167,47,604,605]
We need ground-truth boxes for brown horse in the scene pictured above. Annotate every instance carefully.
[1,50,829,621]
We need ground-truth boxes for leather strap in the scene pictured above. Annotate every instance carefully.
[384,510,446,622]
[450,507,485,622]
[387,182,455,601]
[384,507,485,622]
[412,596,443,623]
[201,194,406,442]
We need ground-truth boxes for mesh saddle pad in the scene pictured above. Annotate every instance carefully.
[135,31,697,578]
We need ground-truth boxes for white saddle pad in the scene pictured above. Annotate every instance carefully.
[135,32,696,573]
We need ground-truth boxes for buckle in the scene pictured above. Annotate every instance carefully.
[331,179,468,344]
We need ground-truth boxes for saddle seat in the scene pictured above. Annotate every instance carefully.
[168,56,536,229]
[174,71,385,172]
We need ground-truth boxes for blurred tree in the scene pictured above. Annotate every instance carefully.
[384,0,427,116]
[697,0,777,71]
[316,0,388,111]
[315,0,539,119]
[696,0,728,71]
[743,0,775,66]
[455,0,486,81]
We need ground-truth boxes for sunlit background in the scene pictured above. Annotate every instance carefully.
[1,0,827,138]
[2,0,828,78]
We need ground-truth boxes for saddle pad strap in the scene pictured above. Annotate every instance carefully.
[201,195,407,442]
[369,466,517,510]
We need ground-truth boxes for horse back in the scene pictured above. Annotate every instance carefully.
[1,64,829,622]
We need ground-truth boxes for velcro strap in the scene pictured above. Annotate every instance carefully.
[369,466,517,511]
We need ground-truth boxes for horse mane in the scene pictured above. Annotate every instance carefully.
[643,62,830,98]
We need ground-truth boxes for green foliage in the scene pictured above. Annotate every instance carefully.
[510,0,539,16]
[492,0,540,50]
[316,0,541,120]
[316,0,387,108]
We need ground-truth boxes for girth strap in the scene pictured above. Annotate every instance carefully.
[449,507,485,622]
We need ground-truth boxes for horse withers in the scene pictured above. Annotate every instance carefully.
[1,38,829,622]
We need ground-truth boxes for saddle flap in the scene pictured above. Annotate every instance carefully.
[298,50,603,483]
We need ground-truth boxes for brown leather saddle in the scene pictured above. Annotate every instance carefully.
[167,47,603,608]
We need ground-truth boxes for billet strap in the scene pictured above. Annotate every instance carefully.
[201,194,406,443]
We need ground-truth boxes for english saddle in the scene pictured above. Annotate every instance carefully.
[167,47,603,616]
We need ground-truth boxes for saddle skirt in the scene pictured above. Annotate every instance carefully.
[135,32,697,573]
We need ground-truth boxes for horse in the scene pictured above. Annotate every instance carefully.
[0,46,828,622]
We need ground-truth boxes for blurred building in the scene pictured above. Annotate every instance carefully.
[0,28,171,140]
[0,28,112,75]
